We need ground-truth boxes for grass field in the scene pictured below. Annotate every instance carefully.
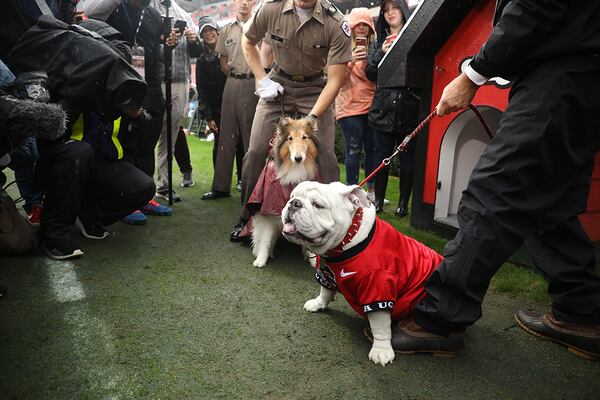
[1,136,598,399]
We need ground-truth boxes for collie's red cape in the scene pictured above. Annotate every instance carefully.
[246,159,296,217]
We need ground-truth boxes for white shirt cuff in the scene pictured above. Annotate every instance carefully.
[464,63,489,86]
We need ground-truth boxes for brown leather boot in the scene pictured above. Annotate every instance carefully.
[515,309,600,360]
[364,317,464,358]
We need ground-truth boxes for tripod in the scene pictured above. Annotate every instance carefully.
[161,0,174,205]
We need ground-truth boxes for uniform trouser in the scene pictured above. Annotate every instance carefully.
[37,140,155,244]
[121,91,164,178]
[240,74,340,220]
[156,82,189,192]
[212,77,258,194]
[413,56,600,335]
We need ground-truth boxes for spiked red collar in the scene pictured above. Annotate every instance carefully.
[324,208,363,258]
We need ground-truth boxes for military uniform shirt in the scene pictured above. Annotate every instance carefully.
[244,0,352,76]
[216,19,253,75]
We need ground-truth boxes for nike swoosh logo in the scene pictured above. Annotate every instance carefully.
[340,270,356,278]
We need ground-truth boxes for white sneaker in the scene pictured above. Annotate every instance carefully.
[383,198,391,205]
[156,189,182,202]
[181,172,195,187]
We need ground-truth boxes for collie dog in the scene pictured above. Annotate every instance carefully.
[251,116,319,268]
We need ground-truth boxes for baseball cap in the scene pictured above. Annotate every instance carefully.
[198,16,218,35]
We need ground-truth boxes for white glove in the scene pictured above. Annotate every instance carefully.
[255,77,284,101]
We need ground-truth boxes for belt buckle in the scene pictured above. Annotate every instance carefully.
[292,75,306,82]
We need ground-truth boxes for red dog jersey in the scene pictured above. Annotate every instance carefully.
[316,218,443,320]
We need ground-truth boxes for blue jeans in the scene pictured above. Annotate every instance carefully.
[338,115,375,188]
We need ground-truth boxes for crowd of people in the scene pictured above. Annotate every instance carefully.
[0,0,417,259]
[1,0,599,360]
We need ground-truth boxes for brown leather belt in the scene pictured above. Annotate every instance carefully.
[274,65,323,82]
[229,72,254,79]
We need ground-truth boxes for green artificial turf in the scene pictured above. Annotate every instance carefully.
[1,136,598,399]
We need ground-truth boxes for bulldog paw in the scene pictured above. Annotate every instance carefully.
[303,298,328,312]
[253,257,268,268]
[368,341,395,366]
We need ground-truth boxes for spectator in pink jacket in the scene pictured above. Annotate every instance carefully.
[335,8,376,200]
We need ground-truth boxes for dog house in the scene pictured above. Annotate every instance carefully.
[379,0,600,244]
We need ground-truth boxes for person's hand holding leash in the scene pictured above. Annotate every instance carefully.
[436,72,479,116]
[256,76,284,101]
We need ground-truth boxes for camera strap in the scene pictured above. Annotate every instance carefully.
[121,3,146,47]
[122,3,147,77]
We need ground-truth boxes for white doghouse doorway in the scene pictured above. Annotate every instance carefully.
[434,106,502,228]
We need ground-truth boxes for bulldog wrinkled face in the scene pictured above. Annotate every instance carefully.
[281,182,360,253]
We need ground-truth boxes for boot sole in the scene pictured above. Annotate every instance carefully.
[514,315,600,361]
[363,328,459,359]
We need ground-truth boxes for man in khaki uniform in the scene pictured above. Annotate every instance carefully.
[201,0,259,200]
[230,0,352,241]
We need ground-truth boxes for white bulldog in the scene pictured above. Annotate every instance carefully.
[281,181,395,366]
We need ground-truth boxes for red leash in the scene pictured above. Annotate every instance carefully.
[359,104,493,187]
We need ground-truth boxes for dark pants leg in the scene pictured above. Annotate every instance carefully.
[526,212,600,325]
[363,118,376,190]
[339,115,369,186]
[398,141,415,210]
[174,127,192,174]
[79,160,155,226]
[413,58,600,335]
[37,140,94,245]
[120,94,164,178]
[373,130,395,209]
[10,136,42,212]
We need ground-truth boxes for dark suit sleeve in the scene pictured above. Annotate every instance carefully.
[187,40,205,58]
[470,0,572,78]
[195,60,212,121]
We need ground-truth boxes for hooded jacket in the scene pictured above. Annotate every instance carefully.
[365,0,417,134]
[8,16,147,120]
[335,8,376,120]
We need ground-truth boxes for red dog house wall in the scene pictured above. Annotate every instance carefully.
[379,0,600,244]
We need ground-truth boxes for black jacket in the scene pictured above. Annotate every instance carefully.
[8,16,147,120]
[195,47,226,123]
[106,2,164,95]
[471,0,600,81]
[366,0,417,134]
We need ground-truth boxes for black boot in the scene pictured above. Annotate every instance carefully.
[374,167,389,214]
